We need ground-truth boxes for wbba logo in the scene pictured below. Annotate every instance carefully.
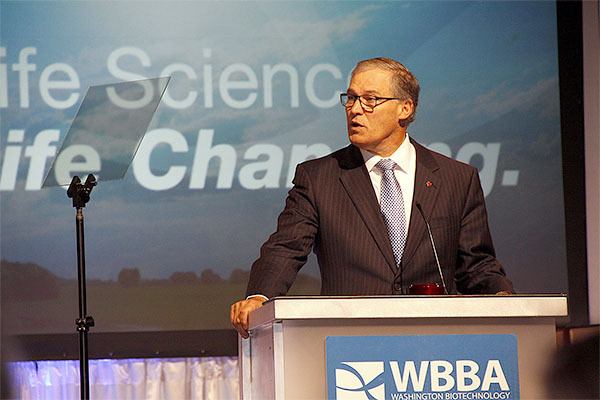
[326,335,520,400]
[335,362,385,400]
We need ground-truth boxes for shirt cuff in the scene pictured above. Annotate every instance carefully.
[246,294,268,302]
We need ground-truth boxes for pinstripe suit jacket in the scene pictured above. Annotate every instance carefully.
[246,139,513,297]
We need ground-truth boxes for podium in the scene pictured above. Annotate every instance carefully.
[239,295,568,399]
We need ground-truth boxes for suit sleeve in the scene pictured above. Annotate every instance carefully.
[245,165,318,298]
[454,168,515,294]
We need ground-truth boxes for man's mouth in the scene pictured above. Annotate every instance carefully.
[350,120,365,128]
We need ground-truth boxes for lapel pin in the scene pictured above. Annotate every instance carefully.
[426,181,433,187]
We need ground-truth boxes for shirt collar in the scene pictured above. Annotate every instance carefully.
[360,134,411,174]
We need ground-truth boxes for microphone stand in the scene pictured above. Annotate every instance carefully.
[416,202,448,295]
[67,174,97,400]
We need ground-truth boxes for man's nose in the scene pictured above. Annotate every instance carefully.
[350,99,365,115]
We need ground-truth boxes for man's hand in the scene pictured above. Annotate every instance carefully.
[230,297,265,339]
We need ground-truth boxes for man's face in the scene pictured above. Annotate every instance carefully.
[345,68,413,156]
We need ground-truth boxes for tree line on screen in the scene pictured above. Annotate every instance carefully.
[1,259,319,301]
[115,266,250,287]
[1,260,254,298]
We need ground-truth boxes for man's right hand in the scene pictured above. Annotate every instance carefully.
[230,297,265,339]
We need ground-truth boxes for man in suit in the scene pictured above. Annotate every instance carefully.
[231,57,513,338]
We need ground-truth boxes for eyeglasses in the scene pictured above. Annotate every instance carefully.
[340,93,403,112]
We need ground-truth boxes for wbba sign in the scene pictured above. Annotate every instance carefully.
[326,335,520,400]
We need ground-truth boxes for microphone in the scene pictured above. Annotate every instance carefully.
[415,202,448,294]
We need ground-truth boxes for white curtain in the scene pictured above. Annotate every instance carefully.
[7,356,239,400]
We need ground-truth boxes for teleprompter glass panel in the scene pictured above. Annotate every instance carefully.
[43,77,170,187]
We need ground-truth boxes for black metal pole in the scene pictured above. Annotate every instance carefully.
[68,175,96,400]
[75,206,91,399]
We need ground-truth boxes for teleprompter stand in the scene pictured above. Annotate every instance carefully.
[67,174,97,400]
[42,77,171,399]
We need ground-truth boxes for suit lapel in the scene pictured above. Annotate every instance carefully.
[401,140,441,267]
[338,146,398,273]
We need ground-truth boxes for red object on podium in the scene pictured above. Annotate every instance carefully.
[409,283,445,295]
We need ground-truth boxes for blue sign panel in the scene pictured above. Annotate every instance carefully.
[326,334,520,400]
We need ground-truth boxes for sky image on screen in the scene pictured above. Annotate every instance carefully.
[0,1,566,333]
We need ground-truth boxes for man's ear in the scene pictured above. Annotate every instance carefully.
[398,99,414,127]
[398,99,414,120]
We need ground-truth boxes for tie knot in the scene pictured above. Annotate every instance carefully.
[376,158,397,172]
